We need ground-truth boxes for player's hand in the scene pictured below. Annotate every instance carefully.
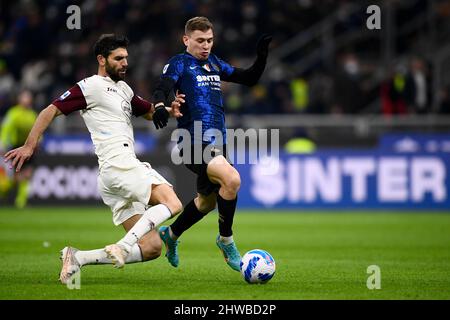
[3,145,33,172]
[256,34,272,58]
[152,104,170,129]
[169,91,185,118]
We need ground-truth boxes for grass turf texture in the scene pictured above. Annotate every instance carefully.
[0,207,449,300]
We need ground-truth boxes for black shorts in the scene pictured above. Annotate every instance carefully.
[180,144,229,196]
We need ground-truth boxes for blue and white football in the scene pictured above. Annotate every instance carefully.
[240,249,276,284]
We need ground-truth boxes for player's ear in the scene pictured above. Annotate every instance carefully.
[97,54,106,66]
[182,35,189,47]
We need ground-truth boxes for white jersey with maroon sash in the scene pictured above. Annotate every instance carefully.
[53,74,171,225]
[53,74,151,169]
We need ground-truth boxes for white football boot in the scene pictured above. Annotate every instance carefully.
[104,244,129,268]
[59,246,81,284]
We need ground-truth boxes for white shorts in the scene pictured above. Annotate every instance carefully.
[98,157,172,226]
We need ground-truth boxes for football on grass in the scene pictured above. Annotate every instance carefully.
[240,249,276,284]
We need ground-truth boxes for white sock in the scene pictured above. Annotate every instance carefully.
[75,244,143,266]
[75,249,110,266]
[219,235,234,245]
[125,244,143,264]
[118,204,171,251]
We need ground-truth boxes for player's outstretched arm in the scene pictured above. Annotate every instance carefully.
[3,104,62,172]
[143,92,184,128]
[152,77,177,108]
[222,34,272,87]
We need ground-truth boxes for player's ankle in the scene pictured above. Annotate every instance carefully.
[116,241,131,253]
[219,235,234,245]
[168,227,178,240]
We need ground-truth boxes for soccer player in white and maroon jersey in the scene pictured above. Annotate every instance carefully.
[4,34,186,284]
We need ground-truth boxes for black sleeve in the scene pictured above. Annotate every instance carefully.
[152,77,176,105]
[221,55,267,87]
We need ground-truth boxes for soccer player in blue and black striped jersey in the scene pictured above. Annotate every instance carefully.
[152,17,271,272]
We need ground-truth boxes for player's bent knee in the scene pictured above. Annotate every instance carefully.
[224,173,241,194]
[142,246,162,261]
[139,239,162,261]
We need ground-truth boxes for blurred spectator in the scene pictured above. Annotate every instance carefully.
[0,90,37,208]
[284,128,316,154]
[0,0,447,122]
[222,82,243,114]
[307,70,333,114]
[269,80,293,113]
[404,57,431,114]
[290,78,309,113]
[381,63,408,116]
[331,53,365,114]
[244,84,273,114]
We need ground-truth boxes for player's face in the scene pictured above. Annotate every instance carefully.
[105,48,128,82]
[184,29,214,60]
[18,91,33,108]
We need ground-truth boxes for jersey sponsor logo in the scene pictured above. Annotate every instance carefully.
[59,90,71,100]
[196,75,220,82]
[163,64,169,74]
[196,74,221,88]
[107,87,117,93]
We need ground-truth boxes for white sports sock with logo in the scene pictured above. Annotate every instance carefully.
[125,244,143,263]
[75,244,143,266]
[118,204,171,251]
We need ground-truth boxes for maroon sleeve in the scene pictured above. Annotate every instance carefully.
[52,84,87,115]
[131,95,152,117]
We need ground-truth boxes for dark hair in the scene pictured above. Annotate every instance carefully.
[93,34,129,58]
[185,16,213,35]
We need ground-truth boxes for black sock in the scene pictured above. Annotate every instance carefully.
[170,198,208,237]
[217,193,238,237]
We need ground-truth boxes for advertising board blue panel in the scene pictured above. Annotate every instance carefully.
[378,133,450,154]
[236,151,450,209]
[3,150,448,210]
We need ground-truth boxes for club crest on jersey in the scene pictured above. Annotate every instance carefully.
[203,64,211,72]
[59,90,71,100]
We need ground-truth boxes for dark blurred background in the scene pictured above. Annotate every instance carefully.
[1,0,450,116]
[1,0,450,208]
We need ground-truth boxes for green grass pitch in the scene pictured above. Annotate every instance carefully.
[0,207,449,300]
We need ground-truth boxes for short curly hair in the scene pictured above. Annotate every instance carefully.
[93,34,129,58]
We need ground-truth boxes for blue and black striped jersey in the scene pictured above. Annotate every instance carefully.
[160,52,234,145]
